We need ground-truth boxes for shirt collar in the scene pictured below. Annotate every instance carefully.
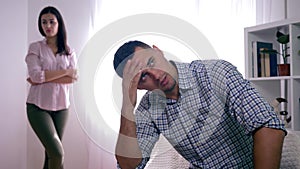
[170,60,197,90]
[42,38,47,44]
[147,60,201,105]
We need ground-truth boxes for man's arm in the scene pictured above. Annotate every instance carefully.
[253,127,285,169]
[115,108,142,169]
[115,59,143,169]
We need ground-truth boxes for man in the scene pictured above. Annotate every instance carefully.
[113,40,286,169]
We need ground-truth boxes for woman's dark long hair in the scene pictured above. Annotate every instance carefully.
[38,6,70,55]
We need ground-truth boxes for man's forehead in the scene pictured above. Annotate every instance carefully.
[115,47,153,77]
[133,47,153,59]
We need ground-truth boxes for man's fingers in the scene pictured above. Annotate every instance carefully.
[123,59,143,83]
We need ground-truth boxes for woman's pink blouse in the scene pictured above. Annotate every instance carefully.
[25,39,77,111]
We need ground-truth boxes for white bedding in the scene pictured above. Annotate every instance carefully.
[280,129,300,169]
[145,130,300,169]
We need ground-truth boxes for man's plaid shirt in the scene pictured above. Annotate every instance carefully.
[124,59,285,169]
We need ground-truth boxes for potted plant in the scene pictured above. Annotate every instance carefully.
[261,30,290,76]
[276,31,290,76]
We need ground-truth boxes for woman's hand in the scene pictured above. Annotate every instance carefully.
[27,77,40,85]
[66,69,78,80]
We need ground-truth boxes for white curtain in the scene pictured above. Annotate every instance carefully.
[88,0,257,74]
[197,0,256,75]
[256,0,287,25]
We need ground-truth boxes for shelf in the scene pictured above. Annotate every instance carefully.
[249,76,291,81]
[245,19,300,131]
[292,75,300,79]
[249,75,300,81]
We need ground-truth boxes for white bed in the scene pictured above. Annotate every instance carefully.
[145,130,300,169]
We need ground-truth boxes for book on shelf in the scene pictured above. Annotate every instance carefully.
[269,52,277,77]
[260,48,269,77]
[252,41,277,77]
[261,48,278,77]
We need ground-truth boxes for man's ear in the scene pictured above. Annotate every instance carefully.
[152,45,160,50]
[152,45,164,56]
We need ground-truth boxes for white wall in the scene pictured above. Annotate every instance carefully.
[0,1,299,169]
[256,0,300,24]
[0,1,27,169]
[256,0,285,24]
[287,0,300,19]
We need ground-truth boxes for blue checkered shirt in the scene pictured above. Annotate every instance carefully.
[123,60,285,169]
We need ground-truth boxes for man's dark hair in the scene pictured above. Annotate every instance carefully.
[113,40,151,77]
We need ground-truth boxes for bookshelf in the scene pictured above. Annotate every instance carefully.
[244,19,300,131]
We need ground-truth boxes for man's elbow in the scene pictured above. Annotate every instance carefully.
[115,154,142,169]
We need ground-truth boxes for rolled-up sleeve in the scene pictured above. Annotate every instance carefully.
[68,48,77,69]
[25,42,45,83]
[202,60,285,135]
[223,61,286,135]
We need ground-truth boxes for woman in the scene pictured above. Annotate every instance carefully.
[25,6,77,169]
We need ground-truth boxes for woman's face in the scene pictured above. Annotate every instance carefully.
[41,13,58,38]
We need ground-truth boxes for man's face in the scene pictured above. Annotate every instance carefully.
[131,46,177,94]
